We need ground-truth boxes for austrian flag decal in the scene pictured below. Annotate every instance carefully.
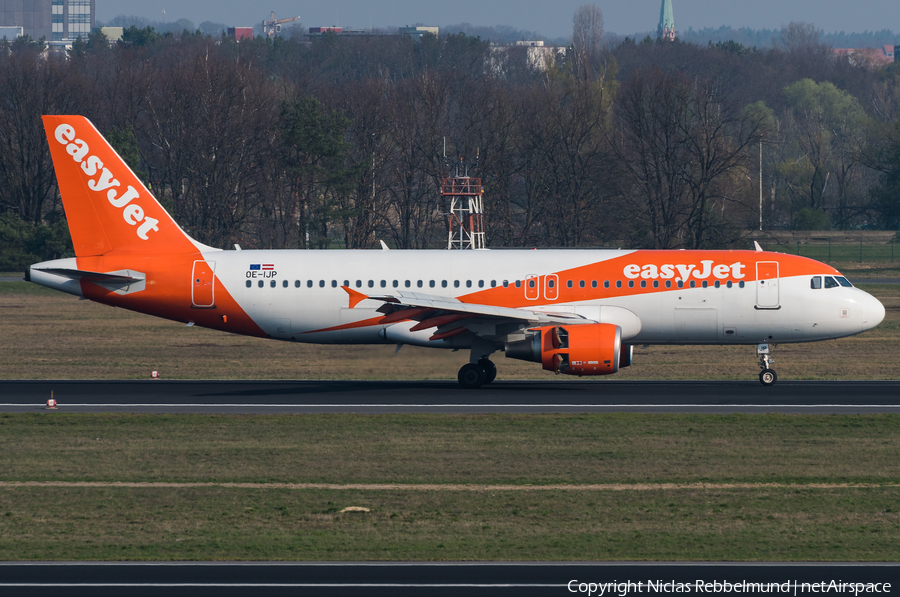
[246,264,277,279]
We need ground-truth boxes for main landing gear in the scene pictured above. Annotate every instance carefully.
[757,343,777,386]
[458,359,497,389]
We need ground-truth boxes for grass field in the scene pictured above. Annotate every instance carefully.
[0,413,898,561]
[1,273,899,561]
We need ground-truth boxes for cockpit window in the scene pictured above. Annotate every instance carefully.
[810,276,822,289]
[835,276,852,288]
[824,276,839,289]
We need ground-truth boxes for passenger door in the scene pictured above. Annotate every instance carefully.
[755,261,779,309]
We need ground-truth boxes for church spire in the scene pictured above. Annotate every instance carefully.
[658,0,676,40]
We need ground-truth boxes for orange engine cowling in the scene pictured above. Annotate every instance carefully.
[504,323,622,376]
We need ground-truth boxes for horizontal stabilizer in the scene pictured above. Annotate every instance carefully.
[34,267,144,283]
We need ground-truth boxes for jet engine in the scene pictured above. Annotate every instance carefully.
[505,323,625,376]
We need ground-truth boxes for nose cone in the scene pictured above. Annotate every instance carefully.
[862,292,886,331]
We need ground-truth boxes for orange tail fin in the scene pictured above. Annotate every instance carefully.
[42,115,200,256]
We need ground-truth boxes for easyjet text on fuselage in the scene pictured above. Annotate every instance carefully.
[623,260,746,281]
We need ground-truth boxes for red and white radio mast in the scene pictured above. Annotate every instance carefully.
[442,149,485,250]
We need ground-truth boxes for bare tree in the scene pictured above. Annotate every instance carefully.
[572,4,604,79]
[778,22,821,52]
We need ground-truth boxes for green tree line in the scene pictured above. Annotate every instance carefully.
[2,12,900,269]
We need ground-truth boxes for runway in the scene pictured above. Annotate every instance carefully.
[0,562,897,597]
[1,379,899,414]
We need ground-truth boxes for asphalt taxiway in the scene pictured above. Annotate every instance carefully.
[0,562,897,597]
[1,379,898,414]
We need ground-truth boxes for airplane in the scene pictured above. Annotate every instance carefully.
[27,115,886,388]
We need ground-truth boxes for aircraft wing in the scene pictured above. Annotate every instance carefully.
[343,286,592,341]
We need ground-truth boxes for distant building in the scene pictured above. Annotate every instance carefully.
[227,27,253,41]
[399,26,438,41]
[0,0,94,44]
[657,0,676,41]
[0,25,23,40]
[490,41,566,74]
[0,0,51,40]
[100,26,122,42]
[833,46,894,67]
[309,26,342,36]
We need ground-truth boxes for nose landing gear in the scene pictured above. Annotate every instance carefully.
[757,343,777,386]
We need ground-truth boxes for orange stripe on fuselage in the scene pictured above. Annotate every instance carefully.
[298,315,393,335]
[76,253,267,338]
[456,251,838,308]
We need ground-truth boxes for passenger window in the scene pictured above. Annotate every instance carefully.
[836,276,852,287]
[332,280,337,288]
[320,280,326,288]
[343,280,349,287]
[739,281,745,288]
[442,280,448,288]
[380,280,386,288]
[579,280,585,288]
[283,280,288,288]
[367,280,374,288]
[478,280,484,288]
[824,276,839,289]
[258,280,264,288]
[628,281,634,288]
[666,280,672,288]
[503,280,509,288]
[356,280,362,288]
[548,279,555,288]
[616,281,622,288]
[811,276,822,289]
[566,280,573,288]
[466,280,472,288]
[455,280,461,288]
[591,281,597,288]
[490,280,496,288]
[429,280,435,288]
[726,281,733,288]
[246,280,251,288]
[393,280,399,288]
[677,281,684,288]
[653,280,659,288]
[640,280,646,288]
[702,281,708,288]
[270,280,276,288]
[295,280,301,288]
[604,281,610,288]
[528,280,535,289]
[405,280,411,288]
[417,280,423,288]
[307,280,313,288]
[714,281,720,288]
[690,281,696,288]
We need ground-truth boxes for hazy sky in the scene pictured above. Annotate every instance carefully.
[97,0,900,38]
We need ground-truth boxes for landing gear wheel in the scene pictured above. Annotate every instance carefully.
[479,359,497,384]
[458,363,487,389]
[759,369,777,386]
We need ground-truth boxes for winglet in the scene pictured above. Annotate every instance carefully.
[342,285,368,309]
[753,241,763,252]
[379,240,390,251]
